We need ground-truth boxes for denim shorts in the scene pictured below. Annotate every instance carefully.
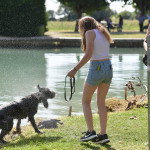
[86,60,113,86]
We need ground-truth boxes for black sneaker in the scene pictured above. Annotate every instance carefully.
[80,130,97,142]
[92,134,110,144]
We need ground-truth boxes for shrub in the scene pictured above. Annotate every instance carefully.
[0,0,47,37]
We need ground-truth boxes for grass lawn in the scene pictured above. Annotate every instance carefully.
[45,20,148,38]
[45,31,146,39]
[1,107,148,150]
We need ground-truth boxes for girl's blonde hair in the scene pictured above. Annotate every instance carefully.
[78,16,113,52]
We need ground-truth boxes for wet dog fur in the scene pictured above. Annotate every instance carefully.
[0,85,55,143]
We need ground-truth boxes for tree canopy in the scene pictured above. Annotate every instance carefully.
[57,0,108,18]
[91,8,117,21]
[110,0,150,15]
[56,4,77,21]
[57,0,108,32]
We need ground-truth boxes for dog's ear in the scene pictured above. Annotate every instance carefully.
[37,85,41,92]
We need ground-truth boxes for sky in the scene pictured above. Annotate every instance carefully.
[45,0,135,14]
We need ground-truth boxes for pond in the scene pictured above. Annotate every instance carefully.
[0,48,147,121]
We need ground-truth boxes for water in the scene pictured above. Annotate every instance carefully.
[0,48,147,121]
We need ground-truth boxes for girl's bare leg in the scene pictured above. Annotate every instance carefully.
[82,82,97,132]
[97,83,110,135]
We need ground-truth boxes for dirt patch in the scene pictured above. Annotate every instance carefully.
[105,95,148,112]
[106,97,128,112]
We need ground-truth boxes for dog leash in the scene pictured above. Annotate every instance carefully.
[64,75,75,102]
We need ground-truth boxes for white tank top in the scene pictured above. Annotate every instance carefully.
[90,29,110,61]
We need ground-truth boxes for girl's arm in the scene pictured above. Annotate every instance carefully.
[67,30,95,78]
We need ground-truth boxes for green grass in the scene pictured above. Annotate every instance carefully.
[45,31,146,38]
[1,108,148,150]
[46,19,148,38]
[47,21,75,32]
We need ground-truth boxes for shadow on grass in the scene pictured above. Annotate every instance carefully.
[2,135,62,149]
[81,142,116,150]
[38,119,63,129]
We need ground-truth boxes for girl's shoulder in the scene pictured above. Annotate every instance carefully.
[86,29,95,34]
[85,29,96,37]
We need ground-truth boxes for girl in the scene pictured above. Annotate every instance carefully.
[67,16,113,144]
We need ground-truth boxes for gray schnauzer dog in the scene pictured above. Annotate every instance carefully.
[0,85,55,143]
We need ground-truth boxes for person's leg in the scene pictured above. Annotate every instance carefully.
[141,22,144,32]
[120,24,123,32]
[140,23,143,32]
[82,82,97,132]
[97,83,110,135]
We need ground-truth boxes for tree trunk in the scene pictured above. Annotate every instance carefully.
[136,0,146,16]
[74,10,82,32]
[74,19,79,32]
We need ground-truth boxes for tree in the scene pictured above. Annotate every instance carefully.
[56,4,77,21]
[110,0,150,16]
[57,0,108,32]
[47,10,56,20]
[91,8,117,21]
[119,10,136,20]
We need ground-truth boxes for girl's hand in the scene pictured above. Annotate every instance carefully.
[67,68,77,78]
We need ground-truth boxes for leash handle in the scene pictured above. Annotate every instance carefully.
[64,75,75,102]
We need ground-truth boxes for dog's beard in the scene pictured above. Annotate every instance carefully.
[50,92,55,99]
[43,101,48,108]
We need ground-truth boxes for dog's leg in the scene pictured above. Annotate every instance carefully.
[16,119,21,134]
[0,129,10,143]
[28,116,43,134]
[0,118,13,143]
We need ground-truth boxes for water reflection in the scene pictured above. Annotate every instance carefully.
[0,48,147,120]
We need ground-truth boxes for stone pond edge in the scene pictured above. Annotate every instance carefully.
[0,36,144,49]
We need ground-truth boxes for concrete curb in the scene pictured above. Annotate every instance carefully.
[0,36,144,49]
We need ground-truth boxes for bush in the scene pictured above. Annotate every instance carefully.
[119,10,136,20]
[0,0,47,37]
